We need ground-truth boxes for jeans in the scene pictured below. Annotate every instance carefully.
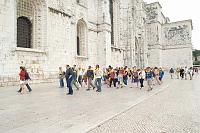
[95,78,102,91]
[67,78,73,94]
[147,78,153,90]
[88,77,95,89]
[59,78,64,87]
[123,76,128,86]
[78,75,83,86]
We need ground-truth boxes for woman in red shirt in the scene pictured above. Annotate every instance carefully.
[19,66,26,94]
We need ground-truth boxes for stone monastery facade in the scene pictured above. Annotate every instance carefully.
[0,0,193,85]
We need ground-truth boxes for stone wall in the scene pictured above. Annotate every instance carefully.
[0,0,193,86]
[161,20,193,67]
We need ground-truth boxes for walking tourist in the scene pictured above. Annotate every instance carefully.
[185,67,188,80]
[146,67,153,91]
[180,67,185,79]
[153,67,161,85]
[158,68,164,84]
[176,67,180,79]
[138,68,145,89]
[169,68,174,79]
[86,66,95,91]
[65,65,74,95]
[72,65,79,90]
[118,67,125,88]
[132,68,139,87]
[109,67,118,88]
[18,67,32,93]
[58,67,65,88]
[94,65,103,92]
[18,66,26,94]
[188,67,193,80]
[77,67,84,87]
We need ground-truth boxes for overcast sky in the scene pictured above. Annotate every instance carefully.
[144,0,200,50]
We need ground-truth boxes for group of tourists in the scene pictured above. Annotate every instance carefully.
[58,65,165,95]
[169,67,198,80]
[18,64,198,95]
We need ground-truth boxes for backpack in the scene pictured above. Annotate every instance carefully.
[25,71,31,80]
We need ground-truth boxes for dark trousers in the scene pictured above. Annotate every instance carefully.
[67,79,73,94]
[180,73,184,79]
[78,75,82,86]
[139,79,144,88]
[110,78,117,87]
[18,83,32,92]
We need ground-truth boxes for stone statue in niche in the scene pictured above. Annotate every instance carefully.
[164,25,191,45]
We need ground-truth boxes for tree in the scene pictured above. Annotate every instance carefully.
[193,49,200,61]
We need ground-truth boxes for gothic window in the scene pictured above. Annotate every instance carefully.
[16,0,47,49]
[109,0,114,45]
[17,16,32,48]
[77,20,87,56]
[77,36,80,55]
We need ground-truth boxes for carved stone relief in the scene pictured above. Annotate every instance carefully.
[164,24,191,45]
[146,5,158,23]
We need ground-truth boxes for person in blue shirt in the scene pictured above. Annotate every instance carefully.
[145,67,153,91]
[159,68,165,84]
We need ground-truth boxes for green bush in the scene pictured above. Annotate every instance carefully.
[193,61,200,65]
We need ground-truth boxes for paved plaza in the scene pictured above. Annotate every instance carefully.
[0,75,199,133]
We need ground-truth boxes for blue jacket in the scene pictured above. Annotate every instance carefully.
[146,70,153,79]
[65,68,73,80]
[159,70,164,78]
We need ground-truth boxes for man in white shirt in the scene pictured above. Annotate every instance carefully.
[94,64,103,92]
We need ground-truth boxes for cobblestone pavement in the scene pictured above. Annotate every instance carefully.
[88,74,200,133]
[0,77,170,133]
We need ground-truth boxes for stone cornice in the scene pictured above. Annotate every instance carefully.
[48,7,72,18]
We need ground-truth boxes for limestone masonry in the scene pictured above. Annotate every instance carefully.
[0,0,193,86]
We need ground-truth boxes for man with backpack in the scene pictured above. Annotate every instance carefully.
[86,66,95,91]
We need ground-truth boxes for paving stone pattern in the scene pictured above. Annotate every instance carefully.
[88,75,200,133]
[0,78,169,133]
